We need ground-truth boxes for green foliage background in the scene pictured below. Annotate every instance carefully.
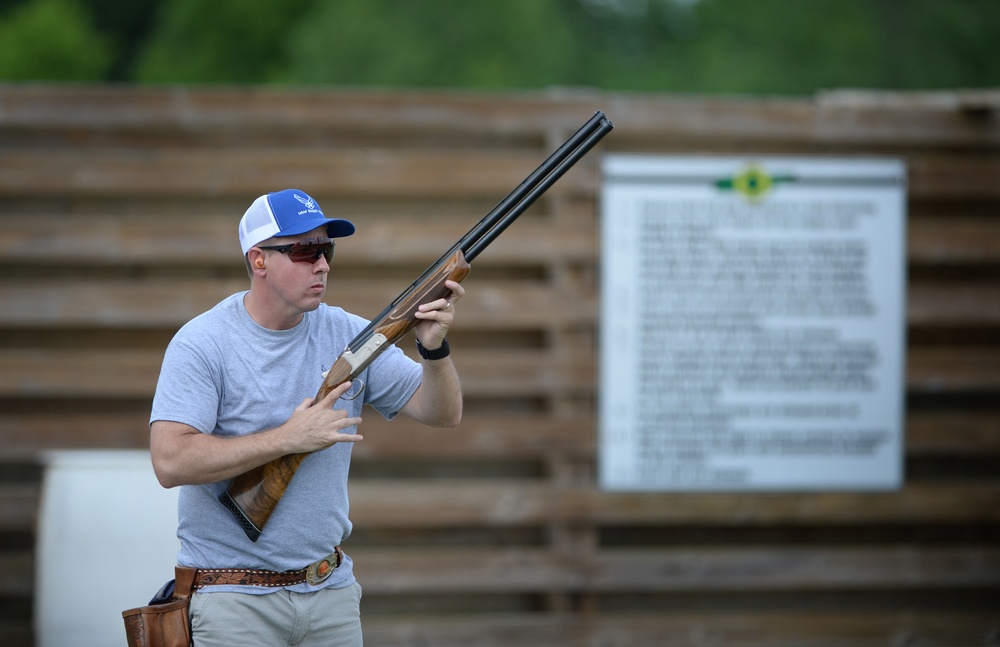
[0,0,998,93]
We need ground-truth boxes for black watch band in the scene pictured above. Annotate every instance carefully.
[415,337,450,360]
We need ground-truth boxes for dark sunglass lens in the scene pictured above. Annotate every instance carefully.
[288,242,334,263]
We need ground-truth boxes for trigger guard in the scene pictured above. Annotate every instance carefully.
[341,379,365,401]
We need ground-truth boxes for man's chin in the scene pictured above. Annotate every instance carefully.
[303,292,326,310]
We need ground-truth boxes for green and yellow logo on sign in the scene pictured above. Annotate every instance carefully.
[714,165,795,199]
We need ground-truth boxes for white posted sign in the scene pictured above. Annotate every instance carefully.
[599,156,906,491]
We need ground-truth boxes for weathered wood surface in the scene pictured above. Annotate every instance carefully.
[360,612,1000,647]
[1,85,998,647]
[3,408,999,461]
[2,347,1000,403]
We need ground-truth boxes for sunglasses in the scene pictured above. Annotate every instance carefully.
[258,237,335,264]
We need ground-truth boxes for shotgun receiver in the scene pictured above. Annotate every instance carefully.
[220,111,614,541]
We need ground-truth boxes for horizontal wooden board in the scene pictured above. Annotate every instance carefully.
[9,543,981,599]
[351,545,1000,593]
[0,560,994,647]
[907,411,1000,455]
[2,149,998,202]
[908,284,1000,327]
[362,611,1000,647]
[347,481,1000,527]
[0,348,595,398]
[4,212,998,268]
[0,86,614,140]
[0,148,598,199]
[0,214,598,267]
[0,484,37,533]
[17,544,995,596]
[906,154,1000,200]
[388,611,996,647]
[907,348,1000,392]
[908,215,1000,265]
[2,479,997,535]
[2,410,998,460]
[1,347,998,399]
[9,543,996,597]
[0,553,32,597]
[1,280,997,330]
[3,86,997,149]
[0,279,596,330]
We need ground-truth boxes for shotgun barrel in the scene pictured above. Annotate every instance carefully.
[220,111,614,541]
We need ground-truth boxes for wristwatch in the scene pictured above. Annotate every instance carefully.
[415,337,450,360]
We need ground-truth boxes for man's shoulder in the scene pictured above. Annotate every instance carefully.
[172,293,244,342]
[311,303,367,329]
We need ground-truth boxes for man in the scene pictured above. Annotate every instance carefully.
[150,188,463,646]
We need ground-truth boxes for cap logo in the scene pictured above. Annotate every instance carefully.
[294,193,319,212]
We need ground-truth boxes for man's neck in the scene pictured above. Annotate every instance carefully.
[243,289,304,331]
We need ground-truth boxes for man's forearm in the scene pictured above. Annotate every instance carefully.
[150,420,290,488]
[405,357,463,427]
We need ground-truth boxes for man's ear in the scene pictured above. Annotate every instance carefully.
[248,249,266,270]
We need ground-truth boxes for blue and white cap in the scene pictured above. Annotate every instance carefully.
[238,189,355,255]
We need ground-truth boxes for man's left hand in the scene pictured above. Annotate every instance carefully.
[413,279,464,350]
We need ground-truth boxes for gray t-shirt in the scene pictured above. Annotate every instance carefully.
[150,291,422,593]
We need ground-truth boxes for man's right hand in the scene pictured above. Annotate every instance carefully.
[280,381,364,454]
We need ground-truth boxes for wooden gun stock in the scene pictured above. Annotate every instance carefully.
[221,111,614,541]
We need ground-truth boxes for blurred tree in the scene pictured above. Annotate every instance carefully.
[678,0,1000,93]
[280,0,579,88]
[0,0,112,80]
[1,0,998,92]
[83,0,163,80]
[872,0,1000,89]
[566,0,1000,93]
[682,0,884,94]
[274,0,1000,93]
[565,0,701,90]
[132,0,314,83]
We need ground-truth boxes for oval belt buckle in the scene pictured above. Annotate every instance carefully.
[306,554,338,586]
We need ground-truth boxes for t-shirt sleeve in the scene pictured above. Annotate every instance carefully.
[361,341,422,420]
[149,332,222,434]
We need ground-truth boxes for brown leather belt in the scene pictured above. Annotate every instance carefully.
[193,546,343,589]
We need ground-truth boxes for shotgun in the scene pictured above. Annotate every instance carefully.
[220,111,614,541]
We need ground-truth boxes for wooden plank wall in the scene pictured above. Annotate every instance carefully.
[1,85,999,646]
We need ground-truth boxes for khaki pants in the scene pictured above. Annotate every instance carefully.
[189,581,363,647]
